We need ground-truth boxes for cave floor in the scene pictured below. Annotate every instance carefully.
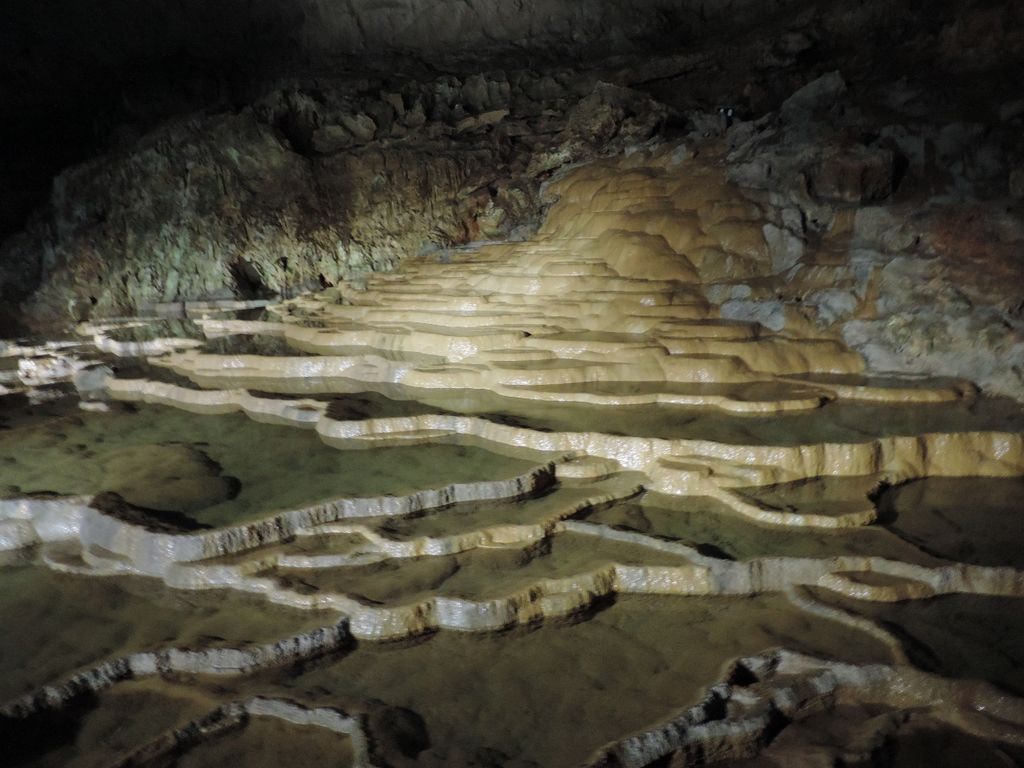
[2,148,1024,768]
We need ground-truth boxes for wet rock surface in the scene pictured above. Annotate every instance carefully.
[2,72,664,330]
[2,1,1024,765]
[2,142,1024,766]
[3,1,1024,403]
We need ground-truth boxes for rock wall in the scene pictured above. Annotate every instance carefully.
[713,69,1024,398]
[0,0,787,240]
[3,74,665,326]
[3,0,1024,398]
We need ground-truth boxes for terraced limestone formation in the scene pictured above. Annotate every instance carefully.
[3,145,1024,767]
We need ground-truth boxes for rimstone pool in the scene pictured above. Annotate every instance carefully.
[2,152,1024,767]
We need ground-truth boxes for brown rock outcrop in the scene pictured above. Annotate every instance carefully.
[5,75,666,329]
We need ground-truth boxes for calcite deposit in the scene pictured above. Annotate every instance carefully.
[2,1,1024,765]
[2,141,1024,767]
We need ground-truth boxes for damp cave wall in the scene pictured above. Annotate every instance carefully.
[2,0,1024,398]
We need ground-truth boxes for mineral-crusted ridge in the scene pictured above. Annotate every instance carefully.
[3,138,1024,765]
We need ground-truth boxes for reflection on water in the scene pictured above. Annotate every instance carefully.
[811,590,1024,696]
[877,476,1024,568]
[583,492,947,565]
[0,400,541,528]
[0,564,335,703]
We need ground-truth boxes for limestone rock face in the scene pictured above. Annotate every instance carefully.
[7,75,666,328]
[778,71,848,124]
[810,145,896,204]
[2,0,796,244]
[3,3,1024,765]
[3,0,1024,403]
[714,62,1024,401]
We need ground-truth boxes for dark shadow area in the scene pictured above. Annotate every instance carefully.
[0,691,99,767]
[875,476,1024,568]
[813,590,1024,698]
[229,258,273,300]
[91,491,218,532]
